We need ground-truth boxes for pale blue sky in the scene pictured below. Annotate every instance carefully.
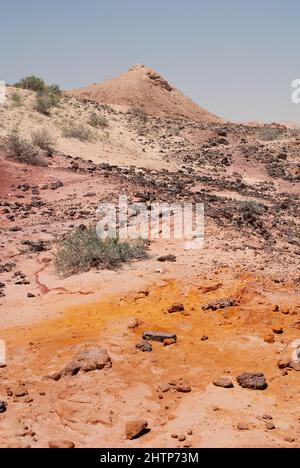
[1,0,300,122]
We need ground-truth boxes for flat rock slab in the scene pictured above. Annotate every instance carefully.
[49,347,111,380]
[142,331,177,343]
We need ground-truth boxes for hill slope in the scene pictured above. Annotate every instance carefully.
[67,64,222,122]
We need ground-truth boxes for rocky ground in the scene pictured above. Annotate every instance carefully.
[0,87,299,448]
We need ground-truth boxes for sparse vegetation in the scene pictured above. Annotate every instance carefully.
[15,75,62,115]
[131,106,148,123]
[7,130,45,165]
[10,92,23,107]
[15,75,46,93]
[36,93,54,115]
[54,226,149,276]
[62,123,94,141]
[88,112,109,129]
[31,129,55,152]
[256,127,285,141]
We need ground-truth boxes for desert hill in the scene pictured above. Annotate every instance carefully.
[67,64,221,122]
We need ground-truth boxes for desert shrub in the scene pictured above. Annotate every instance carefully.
[169,127,180,136]
[36,93,54,115]
[54,226,149,276]
[15,75,46,93]
[31,129,55,152]
[62,123,94,141]
[131,106,148,123]
[88,112,109,129]
[10,92,23,107]
[36,86,61,115]
[256,127,284,141]
[7,130,44,165]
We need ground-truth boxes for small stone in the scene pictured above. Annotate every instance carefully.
[284,436,295,443]
[272,325,283,335]
[127,319,141,329]
[264,335,275,344]
[125,420,148,440]
[135,340,152,353]
[213,377,234,389]
[171,434,178,439]
[176,384,191,393]
[48,440,75,449]
[272,305,280,312]
[0,401,7,413]
[277,358,291,370]
[265,422,276,430]
[13,387,29,398]
[237,423,249,431]
[27,292,36,298]
[163,338,176,347]
[157,384,171,393]
[201,335,209,341]
[178,435,186,442]
[168,303,185,314]
[281,308,290,315]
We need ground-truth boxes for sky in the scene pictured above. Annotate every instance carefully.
[1,0,300,123]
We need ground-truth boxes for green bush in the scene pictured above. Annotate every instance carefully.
[7,130,45,165]
[62,123,94,141]
[15,75,46,93]
[54,226,149,276]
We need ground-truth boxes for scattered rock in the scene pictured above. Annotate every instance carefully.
[48,440,75,449]
[277,357,291,370]
[176,384,191,393]
[237,373,268,390]
[168,303,185,314]
[157,384,171,393]
[265,422,276,430]
[142,331,177,343]
[0,401,7,413]
[127,318,141,329]
[135,340,152,353]
[284,436,295,443]
[202,298,237,311]
[157,254,177,263]
[272,325,283,335]
[237,423,250,431]
[125,420,148,440]
[213,377,234,389]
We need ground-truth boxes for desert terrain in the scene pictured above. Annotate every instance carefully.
[0,66,299,448]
